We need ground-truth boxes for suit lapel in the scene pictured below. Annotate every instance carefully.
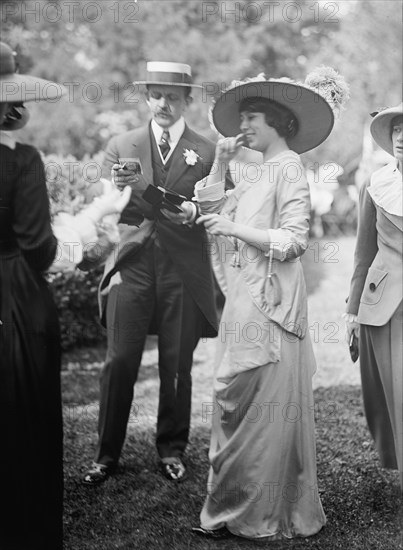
[165,125,199,191]
[130,124,153,186]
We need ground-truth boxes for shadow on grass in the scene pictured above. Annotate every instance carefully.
[63,386,401,550]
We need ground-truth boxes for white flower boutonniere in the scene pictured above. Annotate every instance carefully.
[183,149,200,166]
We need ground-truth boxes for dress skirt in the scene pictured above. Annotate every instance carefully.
[200,270,326,540]
[0,253,63,550]
[360,300,403,486]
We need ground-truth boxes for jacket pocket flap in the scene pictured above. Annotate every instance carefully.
[367,267,388,290]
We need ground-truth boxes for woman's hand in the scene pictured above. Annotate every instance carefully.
[196,213,236,237]
[345,318,360,342]
[215,134,245,164]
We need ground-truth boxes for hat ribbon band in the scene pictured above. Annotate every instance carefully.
[146,71,192,85]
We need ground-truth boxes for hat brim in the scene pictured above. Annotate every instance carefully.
[212,81,334,154]
[0,74,66,103]
[133,81,203,90]
[370,104,403,156]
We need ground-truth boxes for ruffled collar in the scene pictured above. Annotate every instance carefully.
[0,131,16,149]
[368,161,402,217]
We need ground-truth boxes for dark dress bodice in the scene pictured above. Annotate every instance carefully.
[0,143,57,263]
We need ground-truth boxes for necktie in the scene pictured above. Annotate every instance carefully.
[159,130,171,159]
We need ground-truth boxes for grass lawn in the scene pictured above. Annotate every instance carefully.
[62,238,402,549]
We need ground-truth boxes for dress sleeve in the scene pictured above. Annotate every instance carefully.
[13,146,57,271]
[266,160,311,261]
[194,177,227,214]
[346,184,378,315]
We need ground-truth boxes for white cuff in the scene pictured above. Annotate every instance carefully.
[181,202,198,226]
[194,179,226,202]
[342,313,358,323]
[265,229,294,261]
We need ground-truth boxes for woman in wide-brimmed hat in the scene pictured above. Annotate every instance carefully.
[0,41,67,550]
[192,67,349,541]
[345,103,402,491]
[0,41,132,550]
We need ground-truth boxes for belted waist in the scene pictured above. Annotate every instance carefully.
[0,241,21,258]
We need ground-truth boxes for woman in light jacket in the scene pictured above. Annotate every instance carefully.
[345,103,402,490]
[192,69,349,540]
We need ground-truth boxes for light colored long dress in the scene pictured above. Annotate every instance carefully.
[194,150,326,540]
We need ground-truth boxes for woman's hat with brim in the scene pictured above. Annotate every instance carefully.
[370,103,403,156]
[212,78,334,154]
[0,42,66,103]
[133,61,203,90]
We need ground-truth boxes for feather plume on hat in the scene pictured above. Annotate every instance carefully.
[209,66,349,152]
[304,66,350,117]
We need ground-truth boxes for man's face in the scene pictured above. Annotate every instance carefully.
[146,85,192,128]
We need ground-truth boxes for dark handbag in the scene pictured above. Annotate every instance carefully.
[349,332,359,363]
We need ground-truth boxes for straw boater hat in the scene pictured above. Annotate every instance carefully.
[0,41,66,103]
[211,66,349,154]
[370,103,403,156]
[133,61,202,90]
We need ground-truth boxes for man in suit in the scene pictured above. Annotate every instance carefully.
[82,62,218,485]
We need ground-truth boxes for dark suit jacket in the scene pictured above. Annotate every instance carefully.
[98,122,218,337]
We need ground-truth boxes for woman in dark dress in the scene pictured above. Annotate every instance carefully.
[0,42,66,550]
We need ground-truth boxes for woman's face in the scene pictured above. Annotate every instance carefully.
[391,117,403,164]
[239,111,280,153]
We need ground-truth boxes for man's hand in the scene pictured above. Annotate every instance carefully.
[111,163,141,190]
[160,201,197,225]
[110,164,154,221]
[196,213,236,237]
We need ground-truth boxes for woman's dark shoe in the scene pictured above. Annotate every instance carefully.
[160,458,187,482]
[191,526,231,539]
[82,464,113,486]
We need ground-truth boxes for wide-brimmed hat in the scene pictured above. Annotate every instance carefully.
[211,68,349,154]
[0,42,66,103]
[133,61,202,90]
[370,103,403,156]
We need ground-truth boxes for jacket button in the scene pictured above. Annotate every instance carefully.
[369,282,376,292]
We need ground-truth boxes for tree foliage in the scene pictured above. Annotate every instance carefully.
[1,0,401,172]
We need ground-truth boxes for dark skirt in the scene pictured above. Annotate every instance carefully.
[0,253,63,550]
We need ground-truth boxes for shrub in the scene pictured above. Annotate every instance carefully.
[43,151,107,351]
[47,268,105,351]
